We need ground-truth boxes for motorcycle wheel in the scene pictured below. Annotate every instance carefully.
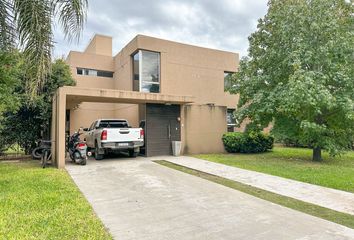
[32,147,43,160]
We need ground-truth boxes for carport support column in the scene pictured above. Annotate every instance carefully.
[56,89,66,168]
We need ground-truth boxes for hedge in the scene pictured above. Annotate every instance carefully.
[222,132,274,153]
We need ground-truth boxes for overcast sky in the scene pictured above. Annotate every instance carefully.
[53,0,268,59]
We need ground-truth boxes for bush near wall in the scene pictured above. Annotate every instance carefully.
[222,132,274,153]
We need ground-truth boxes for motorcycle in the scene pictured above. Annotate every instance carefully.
[67,128,90,165]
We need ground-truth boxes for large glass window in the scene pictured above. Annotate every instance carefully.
[132,50,160,93]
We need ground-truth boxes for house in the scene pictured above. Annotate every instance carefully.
[51,34,241,168]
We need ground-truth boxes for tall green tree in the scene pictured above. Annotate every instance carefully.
[0,0,87,97]
[230,0,354,161]
[0,50,21,117]
[0,59,75,154]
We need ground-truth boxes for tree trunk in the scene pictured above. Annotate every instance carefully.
[312,147,322,161]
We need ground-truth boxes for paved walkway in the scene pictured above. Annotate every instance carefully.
[164,156,354,215]
[67,157,354,240]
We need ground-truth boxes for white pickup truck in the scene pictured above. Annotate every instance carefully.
[84,119,144,160]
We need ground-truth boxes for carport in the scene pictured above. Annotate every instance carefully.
[51,86,194,168]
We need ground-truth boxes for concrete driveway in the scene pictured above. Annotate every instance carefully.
[66,157,354,240]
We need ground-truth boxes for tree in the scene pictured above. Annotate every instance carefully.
[0,59,75,154]
[230,0,354,161]
[0,50,21,117]
[0,0,87,97]
[0,50,22,152]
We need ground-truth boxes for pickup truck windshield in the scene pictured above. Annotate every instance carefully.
[99,120,128,128]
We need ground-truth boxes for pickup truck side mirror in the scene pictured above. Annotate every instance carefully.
[83,128,89,131]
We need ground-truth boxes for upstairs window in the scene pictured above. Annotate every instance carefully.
[77,68,113,78]
[132,50,160,93]
[224,72,234,91]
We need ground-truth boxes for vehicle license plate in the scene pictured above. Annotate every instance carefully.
[118,143,129,147]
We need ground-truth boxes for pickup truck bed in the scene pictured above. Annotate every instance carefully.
[84,119,144,160]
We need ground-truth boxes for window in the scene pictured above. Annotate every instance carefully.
[227,109,237,132]
[224,72,233,91]
[77,68,113,78]
[97,71,113,78]
[98,120,129,128]
[89,121,95,131]
[132,50,160,93]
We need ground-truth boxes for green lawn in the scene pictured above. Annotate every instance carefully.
[195,147,354,193]
[0,161,112,240]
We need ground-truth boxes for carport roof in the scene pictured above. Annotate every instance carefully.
[60,86,194,107]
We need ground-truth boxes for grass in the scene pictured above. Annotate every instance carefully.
[194,147,354,193]
[0,161,112,240]
[155,160,354,229]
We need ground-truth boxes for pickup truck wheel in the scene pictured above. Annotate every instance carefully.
[128,149,138,158]
[95,144,104,160]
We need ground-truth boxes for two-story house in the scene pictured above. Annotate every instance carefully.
[51,34,240,168]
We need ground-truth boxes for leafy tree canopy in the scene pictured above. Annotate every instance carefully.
[230,0,354,161]
[0,58,75,154]
[0,50,22,117]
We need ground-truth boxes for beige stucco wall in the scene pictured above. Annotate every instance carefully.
[84,34,112,56]
[136,35,239,107]
[112,35,239,108]
[183,104,227,154]
[69,103,116,133]
[114,104,140,127]
[66,51,115,89]
[66,37,117,134]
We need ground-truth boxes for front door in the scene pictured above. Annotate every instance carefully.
[145,104,181,156]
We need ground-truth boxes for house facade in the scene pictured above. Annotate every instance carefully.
[52,34,241,167]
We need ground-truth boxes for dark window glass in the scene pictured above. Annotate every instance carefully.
[133,52,140,91]
[97,71,113,78]
[99,120,129,128]
[77,68,83,75]
[224,72,233,91]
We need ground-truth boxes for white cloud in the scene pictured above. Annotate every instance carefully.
[53,0,268,59]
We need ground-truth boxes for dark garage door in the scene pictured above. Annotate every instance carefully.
[145,104,181,157]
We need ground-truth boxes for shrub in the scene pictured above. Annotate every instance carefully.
[222,131,274,153]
